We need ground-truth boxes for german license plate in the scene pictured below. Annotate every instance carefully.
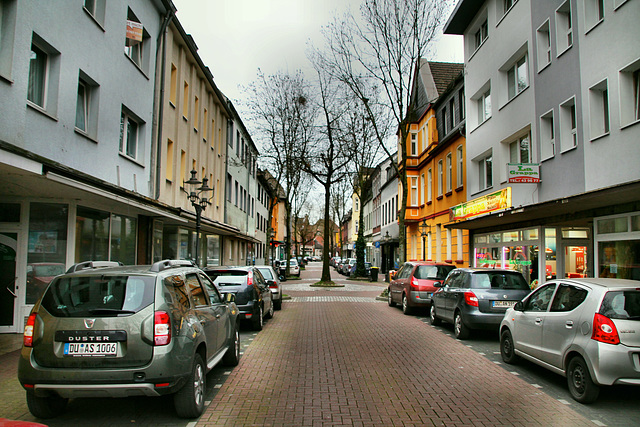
[64,342,118,356]
[492,300,517,308]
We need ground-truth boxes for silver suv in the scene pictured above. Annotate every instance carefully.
[18,260,240,419]
[500,278,640,403]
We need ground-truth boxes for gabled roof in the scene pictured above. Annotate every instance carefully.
[409,60,464,121]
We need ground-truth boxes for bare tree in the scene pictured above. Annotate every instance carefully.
[320,0,450,264]
[244,69,315,275]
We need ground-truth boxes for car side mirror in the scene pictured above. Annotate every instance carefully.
[513,301,524,311]
[433,281,443,288]
[225,293,235,303]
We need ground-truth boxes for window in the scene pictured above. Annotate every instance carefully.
[507,55,528,100]
[584,0,604,31]
[75,71,99,137]
[28,34,60,114]
[169,63,177,105]
[536,20,551,72]
[478,153,493,191]
[427,168,432,202]
[589,80,610,139]
[556,1,573,55]
[226,173,232,202]
[474,19,488,51]
[76,206,136,265]
[449,98,456,130]
[0,0,17,79]
[420,174,425,205]
[446,154,452,193]
[540,110,555,160]
[559,97,577,152]
[124,9,149,72]
[410,132,417,155]
[502,0,516,17]
[509,134,531,164]
[119,107,142,160]
[437,160,443,197]
[411,177,418,206]
[477,88,491,125]
[166,139,174,181]
[459,89,465,120]
[182,81,189,118]
[456,146,463,188]
[83,0,106,27]
[442,106,448,135]
[203,108,208,139]
[619,59,640,126]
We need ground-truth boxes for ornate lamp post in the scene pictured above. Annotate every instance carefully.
[183,170,213,266]
[419,219,430,262]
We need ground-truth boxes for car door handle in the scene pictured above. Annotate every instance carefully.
[565,321,574,328]
[535,318,543,325]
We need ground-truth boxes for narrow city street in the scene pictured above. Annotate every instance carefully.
[1,262,637,426]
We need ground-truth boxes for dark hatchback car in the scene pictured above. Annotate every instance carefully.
[388,262,455,315]
[429,268,531,339]
[18,260,240,419]
[203,266,273,330]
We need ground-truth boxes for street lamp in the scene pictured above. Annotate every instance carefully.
[419,219,430,262]
[183,170,213,266]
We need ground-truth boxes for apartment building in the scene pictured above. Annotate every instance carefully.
[445,0,640,285]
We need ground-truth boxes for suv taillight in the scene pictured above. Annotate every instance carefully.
[464,292,479,307]
[154,311,171,346]
[24,312,37,347]
[247,271,254,287]
[592,313,620,345]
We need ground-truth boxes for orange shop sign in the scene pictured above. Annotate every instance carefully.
[126,20,143,44]
[450,187,512,221]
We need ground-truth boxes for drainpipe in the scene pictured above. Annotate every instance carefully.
[152,5,176,199]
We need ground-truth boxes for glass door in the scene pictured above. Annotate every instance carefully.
[0,232,18,331]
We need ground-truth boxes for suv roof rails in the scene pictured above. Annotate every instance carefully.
[150,259,196,273]
[66,261,124,273]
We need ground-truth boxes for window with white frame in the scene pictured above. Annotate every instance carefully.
[83,0,106,27]
[459,89,465,120]
[446,153,452,193]
[540,110,555,160]
[119,107,142,160]
[589,79,610,139]
[449,98,456,131]
[476,86,491,126]
[584,0,604,31]
[536,20,551,72]
[507,54,528,100]
[124,8,149,72]
[410,132,417,155]
[619,59,640,126]
[509,133,531,164]
[0,1,17,79]
[442,106,449,135]
[28,34,60,114]
[556,1,573,56]
[559,97,578,152]
[437,160,443,197]
[456,146,463,188]
[411,176,418,206]
[75,71,99,138]
[427,168,432,202]
[477,152,493,191]
[420,174,425,205]
[474,19,488,51]
[502,0,517,17]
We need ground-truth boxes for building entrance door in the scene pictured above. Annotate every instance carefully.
[0,232,18,332]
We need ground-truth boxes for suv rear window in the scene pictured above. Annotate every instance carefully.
[257,268,274,280]
[41,275,155,317]
[415,265,454,280]
[600,291,640,320]
[471,272,530,290]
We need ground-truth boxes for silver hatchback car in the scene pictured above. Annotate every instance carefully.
[499,278,640,403]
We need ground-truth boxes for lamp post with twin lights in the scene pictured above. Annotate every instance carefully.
[183,170,213,267]
[419,219,430,262]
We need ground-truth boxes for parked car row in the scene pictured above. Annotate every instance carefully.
[18,259,283,420]
[387,263,640,404]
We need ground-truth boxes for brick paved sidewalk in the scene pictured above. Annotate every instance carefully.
[197,287,594,427]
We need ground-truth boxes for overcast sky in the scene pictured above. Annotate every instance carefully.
[172,0,463,104]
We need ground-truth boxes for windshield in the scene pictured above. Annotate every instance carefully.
[471,272,530,290]
[600,291,640,320]
[414,265,454,280]
[41,275,155,317]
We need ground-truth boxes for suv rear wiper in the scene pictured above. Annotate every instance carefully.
[88,308,136,315]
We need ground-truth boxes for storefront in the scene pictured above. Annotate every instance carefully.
[595,212,640,280]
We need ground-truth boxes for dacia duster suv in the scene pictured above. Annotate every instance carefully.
[18,260,240,419]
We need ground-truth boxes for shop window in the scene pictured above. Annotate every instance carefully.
[562,227,589,238]
[598,217,628,234]
[76,206,136,265]
[27,203,68,304]
[599,240,640,280]
[545,228,557,281]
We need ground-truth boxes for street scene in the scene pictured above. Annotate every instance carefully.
[2,263,639,426]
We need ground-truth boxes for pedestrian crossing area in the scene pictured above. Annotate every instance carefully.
[286,296,383,303]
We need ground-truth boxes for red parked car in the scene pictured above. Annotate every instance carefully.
[388,262,455,315]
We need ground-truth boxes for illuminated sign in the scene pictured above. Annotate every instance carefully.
[508,163,540,183]
[450,187,511,221]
